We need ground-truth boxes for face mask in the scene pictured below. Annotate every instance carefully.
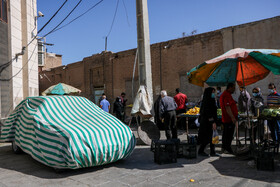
[269,89,274,94]
[252,93,258,97]
[211,93,215,98]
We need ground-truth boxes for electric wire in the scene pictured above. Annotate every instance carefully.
[0,0,69,74]
[50,0,104,34]
[121,0,130,27]
[106,0,120,38]
[43,0,83,38]
[37,0,68,34]
[0,44,37,81]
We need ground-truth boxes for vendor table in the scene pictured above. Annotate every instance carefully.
[177,114,199,135]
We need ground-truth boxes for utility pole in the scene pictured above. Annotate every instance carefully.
[136,0,153,102]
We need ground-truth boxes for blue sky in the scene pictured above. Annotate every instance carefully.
[37,0,280,65]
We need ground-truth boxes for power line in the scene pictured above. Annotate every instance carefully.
[0,44,37,81]
[0,0,69,74]
[43,0,83,38]
[37,0,68,34]
[50,0,104,34]
[122,0,130,27]
[106,0,120,38]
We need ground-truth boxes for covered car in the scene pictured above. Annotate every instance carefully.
[0,96,136,169]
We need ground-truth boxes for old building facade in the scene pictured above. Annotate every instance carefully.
[39,16,280,109]
[0,0,38,118]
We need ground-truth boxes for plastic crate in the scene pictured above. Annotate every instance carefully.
[150,139,157,152]
[151,139,180,152]
[178,141,197,159]
[154,140,177,164]
[256,152,274,171]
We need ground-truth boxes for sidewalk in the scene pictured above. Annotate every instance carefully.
[0,130,280,186]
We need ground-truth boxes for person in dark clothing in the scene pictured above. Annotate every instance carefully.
[154,95,164,130]
[113,97,124,121]
[120,92,127,122]
[198,87,219,157]
[216,87,222,108]
[250,87,264,142]
[160,90,178,139]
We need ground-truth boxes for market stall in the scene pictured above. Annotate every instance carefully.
[186,48,280,170]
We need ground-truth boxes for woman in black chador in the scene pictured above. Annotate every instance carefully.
[198,87,219,157]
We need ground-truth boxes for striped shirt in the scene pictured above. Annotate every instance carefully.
[267,92,280,106]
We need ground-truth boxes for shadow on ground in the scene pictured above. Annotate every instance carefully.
[1,143,279,183]
[209,155,280,183]
[0,144,206,179]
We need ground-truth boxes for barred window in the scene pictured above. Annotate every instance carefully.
[0,0,8,23]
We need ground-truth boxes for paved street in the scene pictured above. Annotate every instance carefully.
[0,131,280,187]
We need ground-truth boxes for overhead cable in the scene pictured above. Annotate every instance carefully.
[0,0,69,74]
[37,0,68,34]
[50,0,104,34]
[43,0,83,38]
[106,0,120,38]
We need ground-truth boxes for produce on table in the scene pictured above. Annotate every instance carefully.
[185,107,200,115]
[261,108,280,117]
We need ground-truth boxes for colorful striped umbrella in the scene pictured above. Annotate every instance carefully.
[187,48,280,87]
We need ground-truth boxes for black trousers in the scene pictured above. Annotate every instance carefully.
[164,110,177,139]
[268,119,280,142]
[222,122,235,151]
[198,120,215,154]
[176,109,186,129]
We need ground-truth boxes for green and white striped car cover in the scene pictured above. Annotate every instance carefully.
[0,96,136,169]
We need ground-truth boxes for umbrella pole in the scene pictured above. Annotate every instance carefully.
[240,60,253,145]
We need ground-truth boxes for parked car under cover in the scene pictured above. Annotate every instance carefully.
[0,96,136,169]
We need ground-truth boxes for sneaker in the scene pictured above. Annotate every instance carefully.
[198,152,209,157]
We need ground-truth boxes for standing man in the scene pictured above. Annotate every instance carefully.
[267,83,280,142]
[220,83,238,154]
[160,90,178,139]
[100,94,110,112]
[174,88,188,129]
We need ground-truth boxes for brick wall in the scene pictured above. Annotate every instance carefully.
[39,16,280,107]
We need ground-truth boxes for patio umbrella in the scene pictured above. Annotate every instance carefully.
[187,48,280,150]
[42,83,81,96]
[187,48,280,87]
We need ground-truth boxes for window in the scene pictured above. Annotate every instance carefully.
[0,0,8,23]
[38,41,45,66]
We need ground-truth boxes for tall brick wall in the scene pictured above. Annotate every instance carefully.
[39,16,280,108]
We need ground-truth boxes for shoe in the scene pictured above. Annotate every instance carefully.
[225,148,234,154]
[210,152,220,157]
[198,152,209,157]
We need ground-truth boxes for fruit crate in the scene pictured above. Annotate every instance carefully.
[154,140,177,164]
[178,141,197,159]
[151,139,180,152]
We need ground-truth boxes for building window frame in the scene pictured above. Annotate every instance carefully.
[0,0,8,23]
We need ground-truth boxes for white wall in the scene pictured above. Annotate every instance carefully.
[1,0,38,118]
